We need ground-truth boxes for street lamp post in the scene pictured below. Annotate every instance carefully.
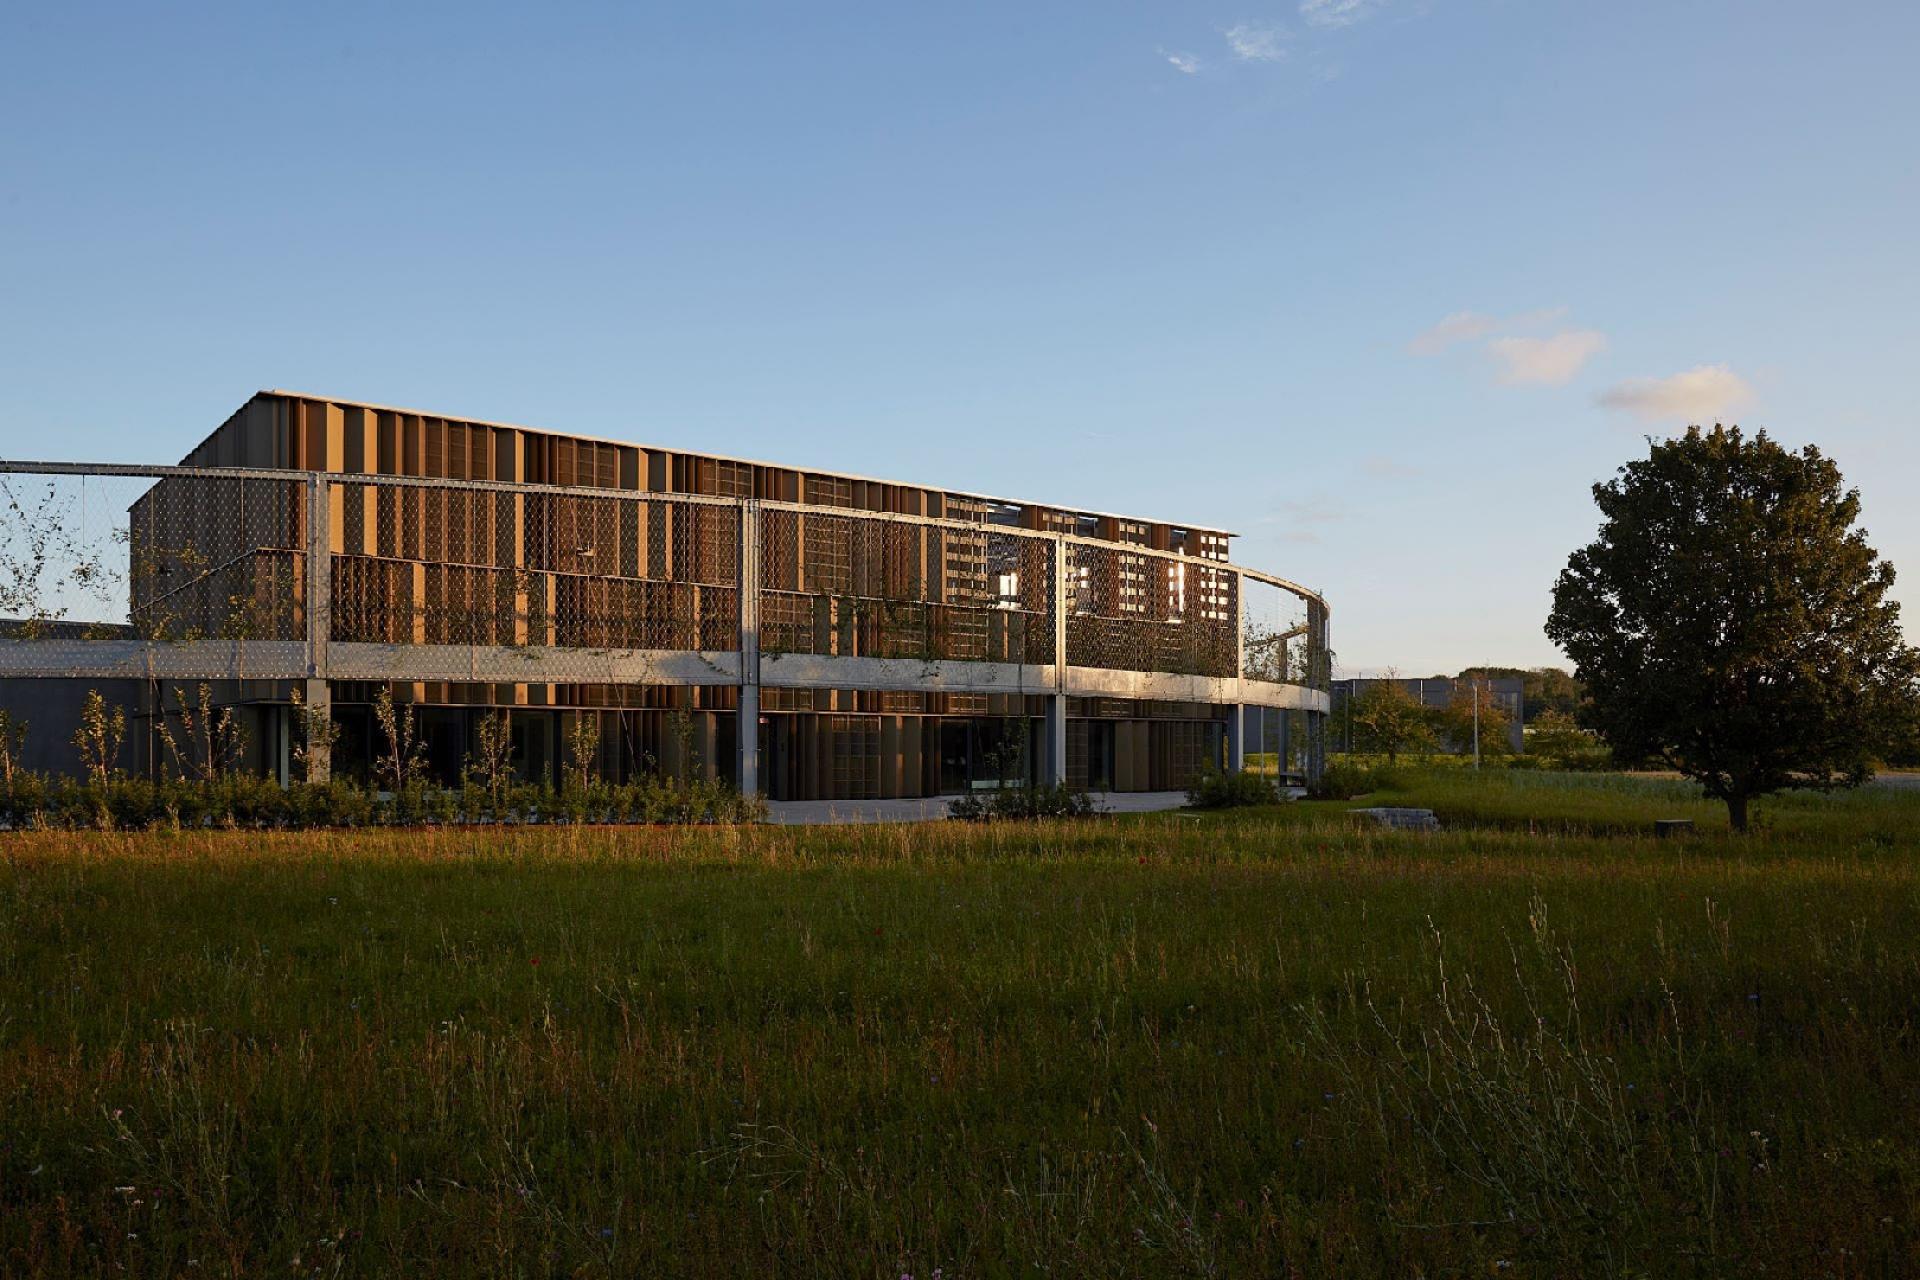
[1471,677,1482,770]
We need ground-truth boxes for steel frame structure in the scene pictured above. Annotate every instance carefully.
[0,456,1331,793]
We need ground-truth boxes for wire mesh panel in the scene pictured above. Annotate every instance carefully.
[0,467,311,678]
[1240,573,1317,688]
[331,478,742,669]
[758,507,1055,666]
[1,463,1327,697]
[130,474,311,644]
[1063,541,1238,677]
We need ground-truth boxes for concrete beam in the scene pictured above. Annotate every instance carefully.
[326,643,744,685]
[0,639,308,681]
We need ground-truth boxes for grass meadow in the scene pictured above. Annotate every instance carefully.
[3,771,1918,1277]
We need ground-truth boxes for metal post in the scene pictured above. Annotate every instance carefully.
[737,499,762,795]
[1228,568,1247,774]
[303,473,332,783]
[1472,676,1482,770]
[1234,568,1246,679]
[1045,535,1068,787]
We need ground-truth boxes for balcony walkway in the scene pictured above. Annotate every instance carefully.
[763,790,1191,825]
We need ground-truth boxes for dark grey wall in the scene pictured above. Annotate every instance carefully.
[0,679,146,778]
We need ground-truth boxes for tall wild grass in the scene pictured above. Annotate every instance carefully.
[3,776,1918,1275]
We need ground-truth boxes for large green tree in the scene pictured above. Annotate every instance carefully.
[1346,679,1435,763]
[1546,425,1920,830]
[1434,680,1514,757]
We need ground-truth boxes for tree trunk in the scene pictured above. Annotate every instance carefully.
[1726,791,1750,833]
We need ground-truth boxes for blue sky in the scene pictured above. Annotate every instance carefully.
[4,1,1916,674]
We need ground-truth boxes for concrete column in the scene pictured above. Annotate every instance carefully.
[1052,535,1068,672]
[303,474,332,783]
[1307,710,1326,784]
[1278,710,1292,780]
[736,499,762,795]
[1045,534,1068,787]
[1043,693,1067,787]
[1227,705,1246,773]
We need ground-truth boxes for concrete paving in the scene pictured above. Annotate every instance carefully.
[763,790,1192,825]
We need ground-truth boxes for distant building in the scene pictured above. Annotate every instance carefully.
[1331,675,1525,754]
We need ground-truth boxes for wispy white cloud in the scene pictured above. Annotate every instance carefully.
[1504,305,1571,332]
[1409,311,1497,356]
[1596,364,1755,423]
[1409,306,1567,356]
[1487,330,1608,386]
[1258,496,1344,543]
[1300,0,1383,29]
[1224,22,1288,62]
[1161,48,1202,75]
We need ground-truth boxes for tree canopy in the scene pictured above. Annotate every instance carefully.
[1347,679,1435,763]
[1455,666,1583,722]
[1546,425,1920,830]
[1434,680,1513,757]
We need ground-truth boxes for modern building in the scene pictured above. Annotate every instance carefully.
[0,390,1331,798]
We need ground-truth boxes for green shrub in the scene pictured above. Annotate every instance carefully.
[948,783,1097,821]
[1309,759,1393,801]
[1186,766,1280,809]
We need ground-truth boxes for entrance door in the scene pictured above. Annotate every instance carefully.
[937,720,972,794]
[1086,721,1115,791]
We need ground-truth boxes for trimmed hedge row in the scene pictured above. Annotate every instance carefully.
[0,773,766,830]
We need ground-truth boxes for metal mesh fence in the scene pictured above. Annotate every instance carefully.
[129,473,311,644]
[331,478,741,662]
[1240,573,1326,690]
[1064,540,1239,677]
[0,468,311,679]
[0,464,1330,694]
[758,507,1055,665]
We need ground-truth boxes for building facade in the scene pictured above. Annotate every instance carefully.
[2,391,1331,797]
